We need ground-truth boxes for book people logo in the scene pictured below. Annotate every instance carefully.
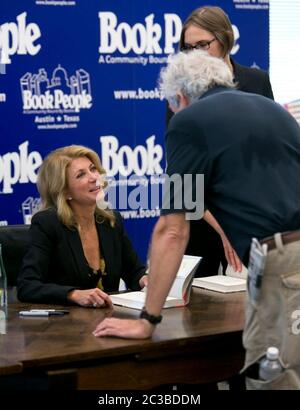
[98,11,240,66]
[0,12,41,66]
[98,12,182,65]
[20,64,92,129]
[0,141,42,194]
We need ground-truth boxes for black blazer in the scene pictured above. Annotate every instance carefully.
[232,60,274,100]
[166,59,274,125]
[17,208,146,304]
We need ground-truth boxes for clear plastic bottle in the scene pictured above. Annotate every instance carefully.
[259,347,283,381]
[0,243,8,335]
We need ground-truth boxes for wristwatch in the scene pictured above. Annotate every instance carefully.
[140,307,162,325]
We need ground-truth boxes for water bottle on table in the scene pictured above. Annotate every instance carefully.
[0,243,8,335]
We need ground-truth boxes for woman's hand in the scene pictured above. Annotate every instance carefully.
[67,288,113,308]
[220,233,242,272]
[202,210,242,272]
[139,275,148,289]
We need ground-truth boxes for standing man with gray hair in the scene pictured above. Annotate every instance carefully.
[94,51,300,388]
[168,5,274,281]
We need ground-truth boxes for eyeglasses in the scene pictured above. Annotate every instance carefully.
[181,38,216,52]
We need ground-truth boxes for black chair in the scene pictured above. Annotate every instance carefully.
[0,225,30,286]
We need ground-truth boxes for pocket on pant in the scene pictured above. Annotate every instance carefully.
[281,271,300,335]
[246,368,299,390]
[242,296,265,354]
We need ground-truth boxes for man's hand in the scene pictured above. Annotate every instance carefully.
[67,288,113,308]
[93,318,154,339]
[93,213,188,340]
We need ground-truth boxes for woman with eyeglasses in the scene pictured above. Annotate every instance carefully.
[167,5,274,124]
[166,6,274,279]
[180,5,274,93]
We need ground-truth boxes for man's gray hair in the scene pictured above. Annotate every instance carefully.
[159,50,235,107]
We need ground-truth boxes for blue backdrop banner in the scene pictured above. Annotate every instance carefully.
[0,0,270,262]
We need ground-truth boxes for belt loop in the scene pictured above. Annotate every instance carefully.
[274,232,284,253]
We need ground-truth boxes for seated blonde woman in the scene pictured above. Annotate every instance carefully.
[17,145,148,307]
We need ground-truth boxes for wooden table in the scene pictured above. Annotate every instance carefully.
[0,287,245,390]
[0,358,22,376]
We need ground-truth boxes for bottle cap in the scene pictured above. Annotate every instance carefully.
[267,346,279,360]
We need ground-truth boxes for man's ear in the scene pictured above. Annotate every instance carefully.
[178,92,189,110]
[169,92,189,113]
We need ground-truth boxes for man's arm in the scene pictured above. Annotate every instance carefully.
[144,213,189,315]
[93,213,189,339]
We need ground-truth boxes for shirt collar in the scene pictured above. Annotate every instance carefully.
[200,85,232,100]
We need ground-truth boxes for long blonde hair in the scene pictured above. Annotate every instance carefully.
[37,145,115,228]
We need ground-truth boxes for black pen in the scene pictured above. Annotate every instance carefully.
[48,311,66,316]
[31,309,69,313]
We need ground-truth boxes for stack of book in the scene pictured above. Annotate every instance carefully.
[192,264,248,293]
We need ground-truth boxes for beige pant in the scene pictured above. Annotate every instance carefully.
[242,234,300,390]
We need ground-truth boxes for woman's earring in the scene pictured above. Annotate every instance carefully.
[67,197,72,201]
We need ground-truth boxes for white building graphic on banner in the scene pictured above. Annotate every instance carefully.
[20,65,92,112]
[20,64,91,96]
[21,197,41,225]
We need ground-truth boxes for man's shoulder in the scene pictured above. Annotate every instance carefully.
[171,88,239,123]
[168,89,230,135]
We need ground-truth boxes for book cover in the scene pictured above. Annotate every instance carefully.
[111,255,202,310]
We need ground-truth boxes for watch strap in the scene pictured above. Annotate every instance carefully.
[140,307,162,325]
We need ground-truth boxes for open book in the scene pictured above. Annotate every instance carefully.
[192,263,248,293]
[111,255,201,310]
